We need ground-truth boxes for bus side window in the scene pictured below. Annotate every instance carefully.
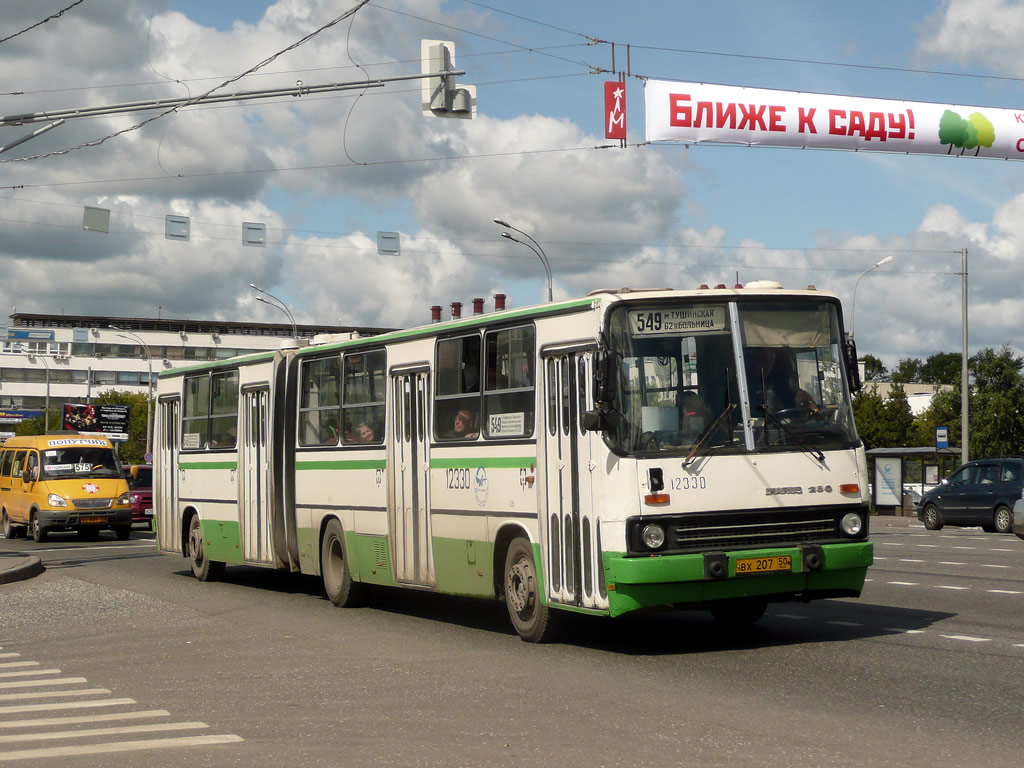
[182,374,210,449]
[209,370,239,448]
[435,334,482,441]
[299,356,341,446]
[0,450,12,478]
[483,325,535,439]
[10,450,26,479]
[341,349,385,445]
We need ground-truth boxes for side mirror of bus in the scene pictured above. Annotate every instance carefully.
[843,336,861,393]
[582,409,607,432]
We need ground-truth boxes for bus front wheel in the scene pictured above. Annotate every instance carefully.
[504,537,559,643]
[188,515,224,582]
[321,519,367,607]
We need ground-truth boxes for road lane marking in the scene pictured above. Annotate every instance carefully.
[980,564,1011,569]
[0,655,18,660]
[991,548,1016,552]
[897,559,924,563]
[878,542,904,546]
[882,628,925,634]
[0,710,170,729]
[886,581,920,586]
[0,721,209,744]
[987,589,1023,594]
[951,546,976,550]
[940,635,991,642]
[0,698,134,715]
[0,689,109,702]
[0,663,37,670]
[935,585,969,590]
[914,544,938,548]
[0,734,244,761]
[773,614,808,620]
[0,679,87,690]
[827,621,862,627]
[938,562,966,566]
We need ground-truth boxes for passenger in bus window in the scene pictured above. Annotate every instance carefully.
[354,423,375,443]
[320,423,339,445]
[451,408,478,439]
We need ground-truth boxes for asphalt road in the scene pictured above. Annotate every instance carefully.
[1,520,1023,767]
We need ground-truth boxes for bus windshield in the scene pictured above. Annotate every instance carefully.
[604,299,858,456]
[41,447,123,480]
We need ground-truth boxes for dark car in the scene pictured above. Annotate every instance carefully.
[123,464,153,528]
[917,458,1023,533]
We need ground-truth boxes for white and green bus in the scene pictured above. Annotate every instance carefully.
[154,283,872,641]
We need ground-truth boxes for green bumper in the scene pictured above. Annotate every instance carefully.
[602,541,873,617]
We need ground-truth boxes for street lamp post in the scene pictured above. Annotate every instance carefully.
[250,283,298,341]
[110,325,153,460]
[848,255,894,340]
[493,218,553,302]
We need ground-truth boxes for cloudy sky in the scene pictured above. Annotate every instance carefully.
[0,0,1021,368]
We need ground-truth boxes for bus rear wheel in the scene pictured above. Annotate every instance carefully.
[188,515,224,582]
[504,537,559,643]
[321,519,367,607]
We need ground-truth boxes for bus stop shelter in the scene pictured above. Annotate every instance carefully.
[865,446,962,516]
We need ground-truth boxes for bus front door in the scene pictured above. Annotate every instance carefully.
[239,387,272,564]
[389,370,435,587]
[156,397,181,553]
[542,350,606,611]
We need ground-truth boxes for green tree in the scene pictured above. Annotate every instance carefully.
[968,346,1024,458]
[861,354,887,382]
[853,383,914,450]
[920,352,961,385]
[891,357,923,383]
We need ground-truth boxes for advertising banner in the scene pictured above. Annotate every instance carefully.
[645,79,1024,160]
[0,409,44,425]
[62,403,131,442]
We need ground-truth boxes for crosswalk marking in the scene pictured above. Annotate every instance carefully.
[0,678,87,690]
[0,689,110,702]
[0,709,170,730]
[0,734,244,762]
[0,670,60,679]
[0,721,209,744]
[0,654,243,760]
[0,698,135,715]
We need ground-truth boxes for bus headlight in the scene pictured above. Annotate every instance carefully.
[47,493,67,508]
[841,512,863,536]
[641,523,666,550]
[117,492,131,506]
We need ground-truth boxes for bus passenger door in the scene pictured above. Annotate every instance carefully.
[542,350,604,610]
[389,369,434,586]
[239,387,272,564]
[156,397,181,553]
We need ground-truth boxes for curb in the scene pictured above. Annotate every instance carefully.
[0,555,44,585]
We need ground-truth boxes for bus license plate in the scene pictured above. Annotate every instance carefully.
[735,555,792,575]
[80,516,106,524]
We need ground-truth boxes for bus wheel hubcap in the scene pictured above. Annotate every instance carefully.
[508,559,533,614]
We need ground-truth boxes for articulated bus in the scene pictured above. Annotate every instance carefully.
[154,283,872,642]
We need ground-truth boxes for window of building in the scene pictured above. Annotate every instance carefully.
[342,349,385,445]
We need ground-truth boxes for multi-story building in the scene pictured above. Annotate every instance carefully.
[0,312,390,437]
